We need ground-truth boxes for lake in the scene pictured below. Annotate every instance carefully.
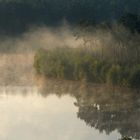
[0,54,139,140]
[0,85,120,140]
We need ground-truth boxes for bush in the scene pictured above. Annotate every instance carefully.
[34,48,140,89]
[34,48,47,75]
[107,65,122,85]
[74,54,96,81]
[129,66,140,88]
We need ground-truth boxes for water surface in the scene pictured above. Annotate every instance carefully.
[0,54,139,140]
[0,86,122,140]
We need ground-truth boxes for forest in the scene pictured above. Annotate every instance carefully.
[0,0,139,35]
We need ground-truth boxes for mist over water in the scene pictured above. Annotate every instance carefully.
[0,26,83,53]
[0,26,84,86]
[0,24,139,86]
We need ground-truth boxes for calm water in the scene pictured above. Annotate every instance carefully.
[0,81,139,140]
[0,86,121,140]
[0,54,139,140]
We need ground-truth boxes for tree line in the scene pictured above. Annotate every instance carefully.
[0,0,139,35]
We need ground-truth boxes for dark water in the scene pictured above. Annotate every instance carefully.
[0,54,139,140]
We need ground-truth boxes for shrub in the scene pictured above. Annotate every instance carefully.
[106,64,122,85]
[34,48,47,75]
[34,47,140,89]
[129,66,140,89]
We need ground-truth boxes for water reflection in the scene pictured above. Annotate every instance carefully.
[0,85,119,140]
[37,78,140,140]
[0,77,139,140]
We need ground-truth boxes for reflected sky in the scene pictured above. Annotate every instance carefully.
[0,87,120,140]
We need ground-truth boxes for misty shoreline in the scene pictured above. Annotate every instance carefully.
[0,24,139,90]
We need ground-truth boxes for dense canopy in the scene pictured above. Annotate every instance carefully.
[0,0,139,34]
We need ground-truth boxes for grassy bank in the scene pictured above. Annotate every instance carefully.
[34,46,140,89]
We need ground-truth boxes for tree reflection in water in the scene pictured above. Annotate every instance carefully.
[37,77,140,140]
[120,137,132,140]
